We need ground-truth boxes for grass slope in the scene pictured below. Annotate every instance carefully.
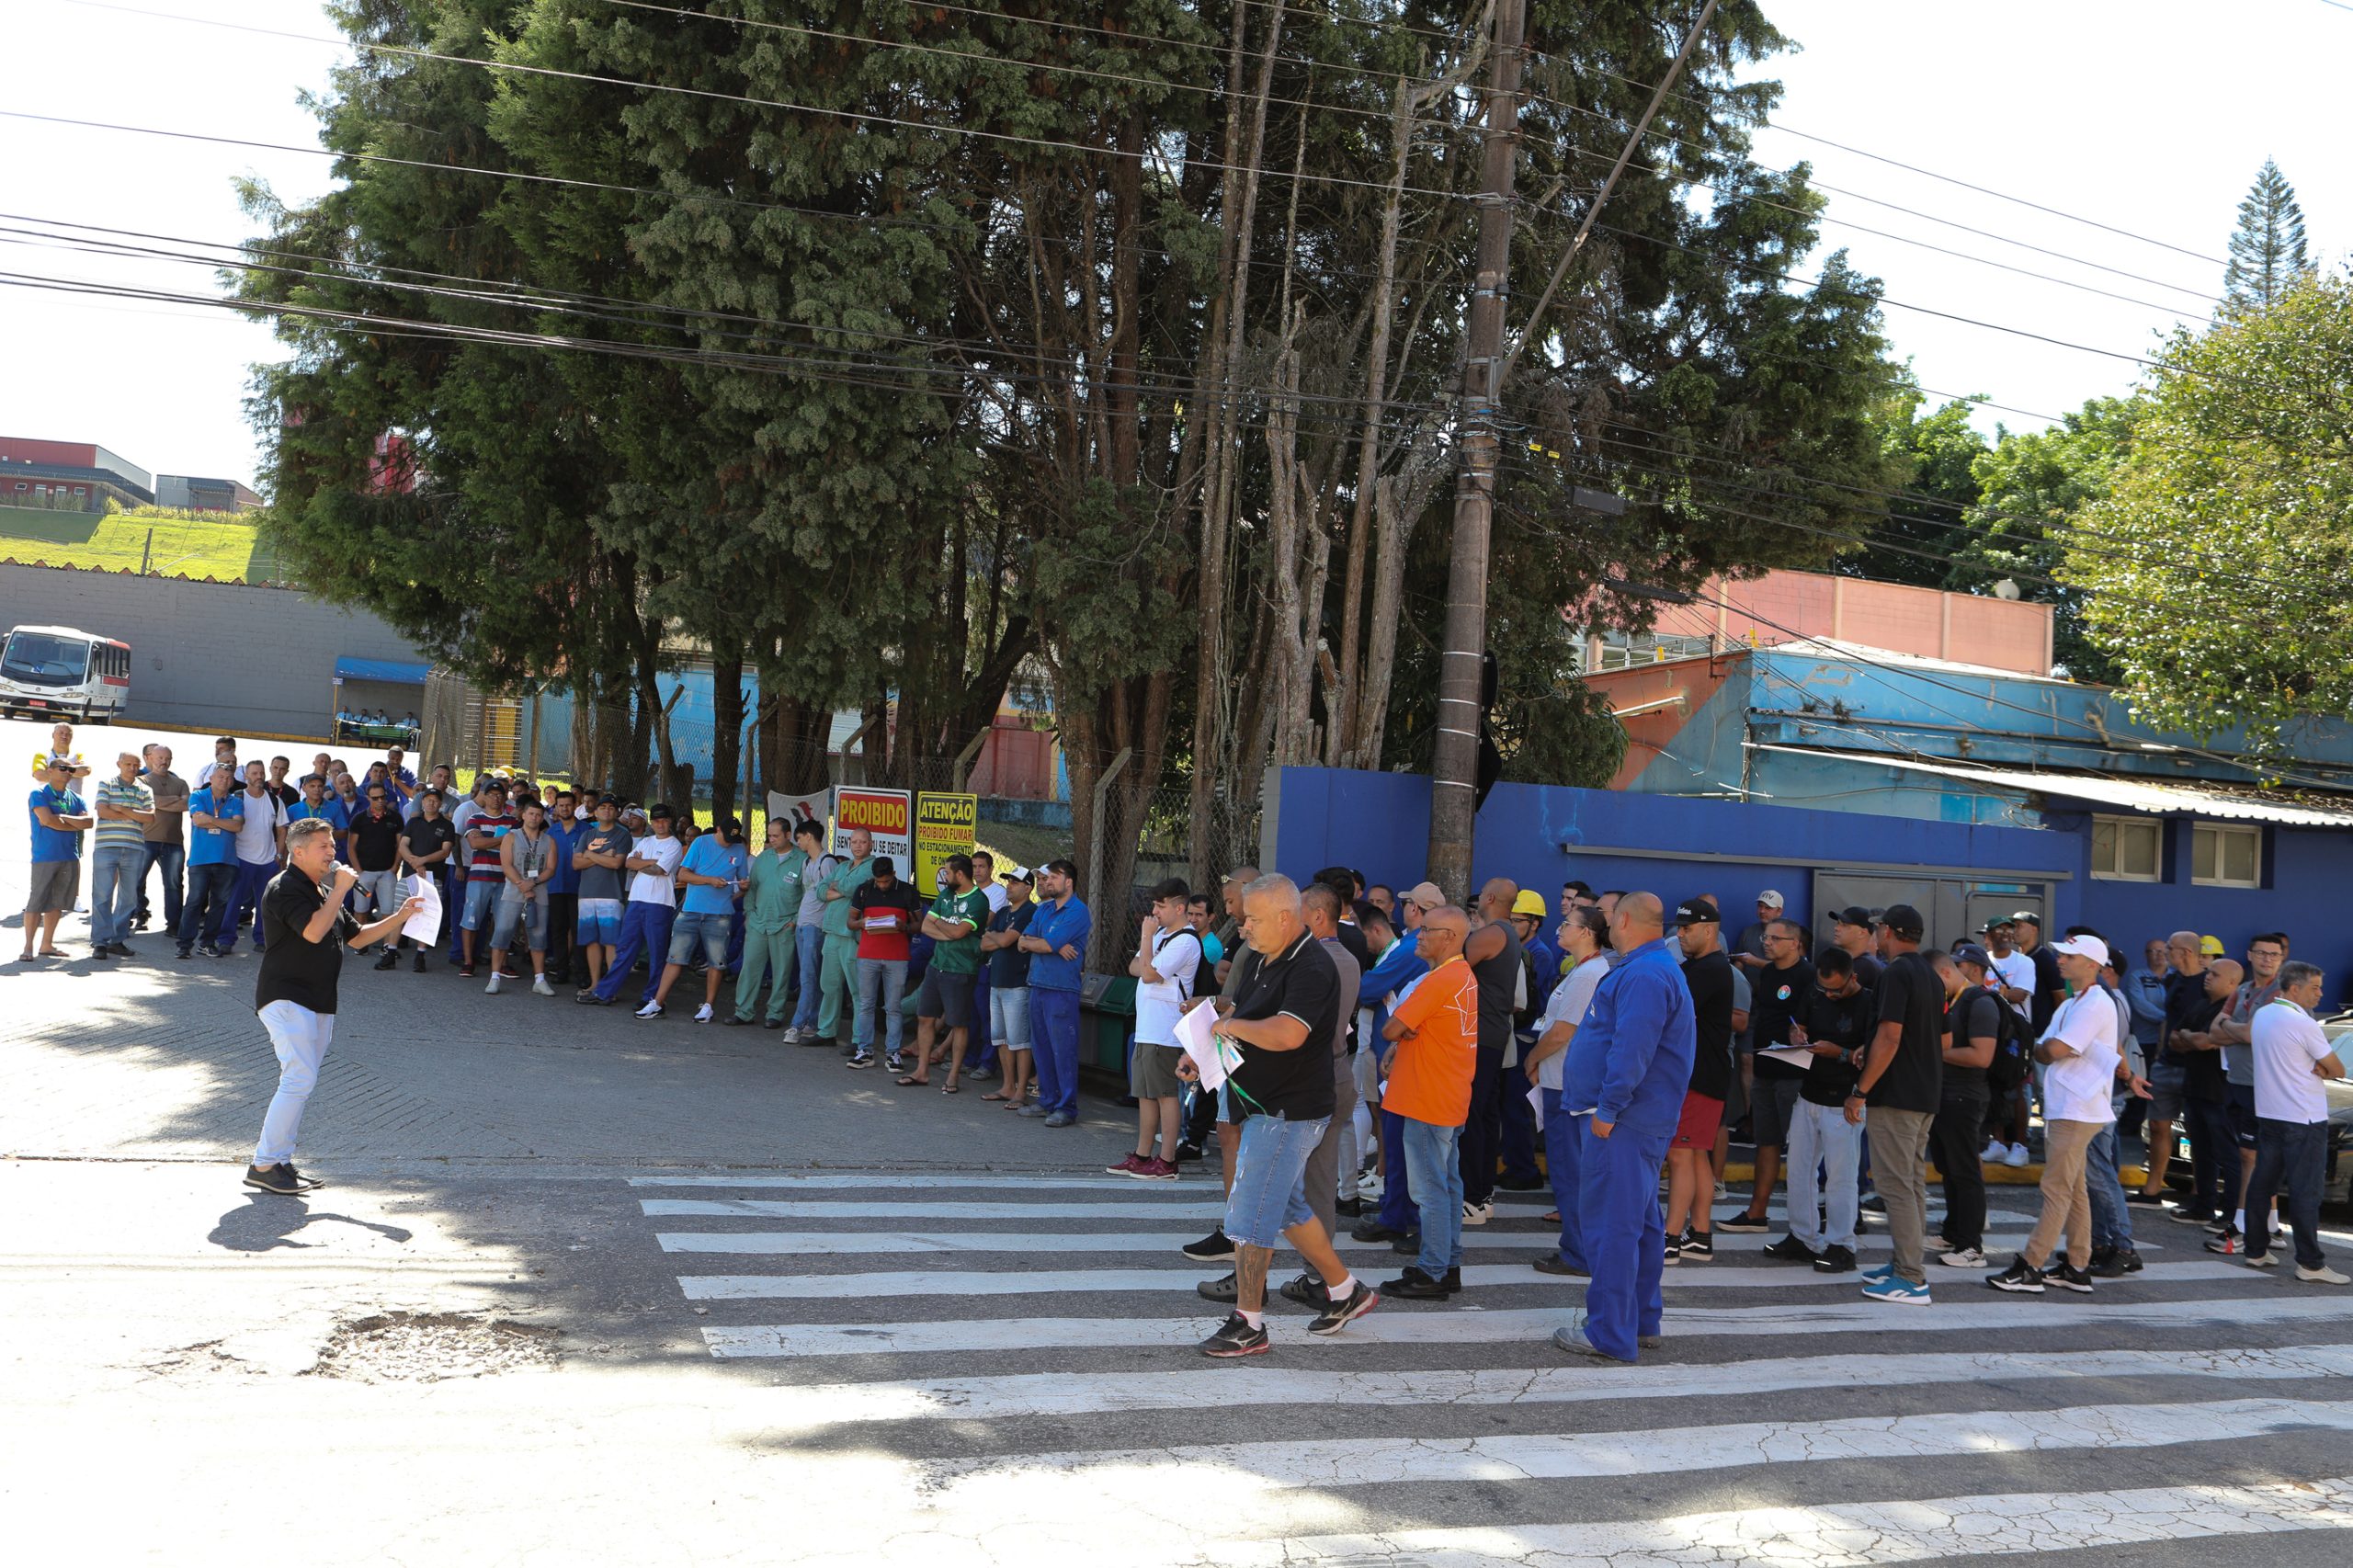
[0,505,278,583]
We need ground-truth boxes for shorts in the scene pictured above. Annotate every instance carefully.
[2146,1057,2187,1122]
[1353,1042,1381,1107]
[990,984,1031,1049]
[667,910,732,967]
[575,898,623,946]
[1725,1051,1750,1126]
[1130,1040,1186,1099]
[1673,1091,1725,1150]
[1222,1109,1331,1249]
[1750,1074,1804,1150]
[460,878,500,932]
[917,966,975,1023]
[25,858,78,915]
[2226,1083,2259,1150]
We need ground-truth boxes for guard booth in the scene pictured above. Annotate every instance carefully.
[332,656,426,746]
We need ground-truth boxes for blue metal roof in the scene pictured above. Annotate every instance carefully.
[333,656,429,686]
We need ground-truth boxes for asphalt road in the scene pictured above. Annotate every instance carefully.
[6,715,2353,1564]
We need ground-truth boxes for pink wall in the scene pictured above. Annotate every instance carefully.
[1648,570,2053,676]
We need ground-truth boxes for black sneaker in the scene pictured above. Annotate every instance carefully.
[106,942,134,957]
[1389,1232,1422,1256]
[2124,1191,2166,1207]
[1859,1194,1886,1212]
[1307,1280,1381,1335]
[1181,1227,1236,1263]
[2168,1206,2218,1225]
[1678,1233,1714,1263]
[176,947,193,960]
[1716,1211,1770,1233]
[1763,1235,1821,1265]
[1197,1272,1238,1302]
[1335,1197,1365,1219]
[1381,1266,1452,1300]
[2095,1248,2144,1277]
[2049,1262,2096,1294]
[1279,1273,1329,1308]
[196,943,222,959]
[242,1162,320,1195]
[1813,1244,1858,1274]
[414,953,427,972]
[2206,1228,2244,1256]
[1662,1232,1684,1264]
[373,951,398,971]
[1350,1221,1404,1244]
[90,948,113,961]
[1198,1313,1269,1358]
[1174,1142,1205,1163]
[1986,1255,2046,1293]
[1532,1253,1587,1276]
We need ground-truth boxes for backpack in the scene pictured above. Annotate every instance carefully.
[1972,984,2029,1095]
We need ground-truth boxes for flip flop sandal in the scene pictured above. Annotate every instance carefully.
[941,1083,961,1095]
[980,1092,1010,1102]
[894,1074,927,1087]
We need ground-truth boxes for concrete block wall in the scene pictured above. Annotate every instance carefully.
[0,562,427,738]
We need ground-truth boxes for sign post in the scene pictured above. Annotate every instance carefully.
[914,792,978,892]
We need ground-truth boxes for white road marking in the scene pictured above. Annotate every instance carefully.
[1222,1473,2353,1568]
[740,1342,2353,1429]
[641,1199,1225,1220]
[631,1173,1211,1190]
[702,1289,2353,1358]
[655,1228,2086,1256]
[676,1260,2245,1301]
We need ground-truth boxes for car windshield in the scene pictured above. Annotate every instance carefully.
[1,632,90,687]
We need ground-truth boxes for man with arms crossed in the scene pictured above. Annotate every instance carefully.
[243,819,421,1194]
[2244,960,2349,1284]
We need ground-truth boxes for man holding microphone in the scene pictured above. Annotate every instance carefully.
[243,817,423,1195]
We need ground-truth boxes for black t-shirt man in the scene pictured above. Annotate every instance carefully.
[2169,985,2228,1103]
[347,807,405,873]
[1944,984,2005,1090]
[1681,949,1736,1101]
[1470,918,1523,1057]
[402,813,459,871]
[1750,954,1817,1082]
[1797,978,1878,1107]
[1223,931,1339,1121]
[1866,949,1945,1113]
[256,869,359,1014]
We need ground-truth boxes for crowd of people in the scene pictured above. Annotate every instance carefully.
[22,722,2349,1351]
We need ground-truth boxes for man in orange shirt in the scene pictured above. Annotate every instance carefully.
[1378,905,1478,1299]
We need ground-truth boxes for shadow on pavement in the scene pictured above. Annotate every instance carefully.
[207,1194,415,1252]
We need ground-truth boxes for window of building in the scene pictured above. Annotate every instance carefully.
[2191,823,2261,888]
[2089,815,2161,881]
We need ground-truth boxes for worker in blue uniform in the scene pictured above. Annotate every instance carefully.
[1552,892,1697,1363]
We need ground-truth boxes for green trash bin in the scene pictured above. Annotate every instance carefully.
[1079,973,1137,1077]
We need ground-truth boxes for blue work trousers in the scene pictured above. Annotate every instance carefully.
[591,903,675,1006]
[1030,985,1083,1118]
[1541,1087,1586,1270]
[1574,1116,1670,1362]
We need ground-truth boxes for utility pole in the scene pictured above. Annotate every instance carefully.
[1426,0,1526,903]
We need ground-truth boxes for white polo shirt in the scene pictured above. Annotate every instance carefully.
[2251,997,2335,1124]
[626,834,684,906]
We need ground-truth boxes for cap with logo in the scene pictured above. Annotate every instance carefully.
[1756,889,1785,909]
[2009,910,2043,927]
[1878,903,1926,941]
[1674,898,1720,926]
[1954,942,1994,971]
[1004,864,1034,884]
[1978,914,2016,934]
[2050,933,2109,967]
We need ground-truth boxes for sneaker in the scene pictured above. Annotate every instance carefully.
[2297,1264,2352,1285]
[1861,1274,1931,1305]
[1678,1233,1714,1263]
[1551,1314,1633,1363]
[413,953,427,973]
[2124,1190,2166,1207]
[634,999,664,1019]
[1532,1253,1587,1277]
[1198,1313,1269,1358]
[884,1054,907,1074]
[242,1162,320,1195]
[1712,1180,1729,1202]
[486,972,503,995]
[373,951,398,971]
[1979,1137,2006,1162]
[533,976,555,997]
[176,947,193,960]
[1716,1211,1771,1233]
[1197,1272,1238,1302]
[1350,1221,1405,1244]
[2206,1229,2244,1256]
[1182,1227,1237,1263]
[2245,1249,2281,1269]
[1013,1102,1044,1116]
[1986,1255,2046,1294]
[460,964,475,978]
[693,1003,714,1023]
[1042,1111,1075,1128]
[1461,1199,1493,1227]
[1813,1244,1858,1274]
[2048,1262,2096,1294]
[1107,1153,1150,1176]
[574,992,610,1006]
[1938,1246,1988,1268]
[196,943,222,959]
[846,1052,873,1069]
[1859,1193,1886,1213]
[1308,1280,1381,1335]
[1381,1266,1451,1300]
[1279,1273,1329,1309]
[1136,1157,1179,1181]
[1390,1233,1423,1256]
[2003,1142,2031,1167]
[2087,1245,2143,1278]
[1662,1233,1683,1264]
[1335,1196,1364,1218]
[2168,1206,2218,1224]
[1174,1142,1205,1163]
[89,947,113,961]
[1862,1262,1895,1281]
[1763,1235,1820,1265]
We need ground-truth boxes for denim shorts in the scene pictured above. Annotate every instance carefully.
[667,910,732,967]
[460,878,501,932]
[1222,1109,1332,1249]
[575,897,622,946]
[989,984,1031,1049]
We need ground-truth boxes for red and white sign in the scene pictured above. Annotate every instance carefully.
[827,787,912,868]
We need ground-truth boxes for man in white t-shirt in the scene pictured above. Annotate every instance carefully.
[1523,905,1612,1278]
[221,760,289,956]
[1988,934,2119,1295]
[580,804,684,1009]
[1114,878,1203,1181]
[2245,960,2349,1283]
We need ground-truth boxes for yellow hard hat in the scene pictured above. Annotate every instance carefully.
[1512,890,1549,918]
[2200,935,2225,957]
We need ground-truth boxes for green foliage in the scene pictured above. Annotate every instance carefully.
[2223,159,2311,315]
[2066,274,2353,751]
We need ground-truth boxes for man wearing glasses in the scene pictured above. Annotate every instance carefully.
[346,781,408,935]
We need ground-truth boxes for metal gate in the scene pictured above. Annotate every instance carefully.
[1810,870,2051,953]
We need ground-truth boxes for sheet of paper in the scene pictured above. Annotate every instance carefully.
[1176,999,1228,1092]
[1528,1084,1544,1130]
[1758,1043,1816,1072]
[400,871,441,944]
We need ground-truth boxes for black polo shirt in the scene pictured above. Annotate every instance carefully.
[1225,932,1339,1121]
[255,869,359,1015]
[1866,950,1944,1113]
[347,807,405,872]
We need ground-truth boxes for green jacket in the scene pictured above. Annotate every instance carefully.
[745,846,807,932]
[817,853,875,938]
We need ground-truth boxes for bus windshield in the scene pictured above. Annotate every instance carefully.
[1,631,91,687]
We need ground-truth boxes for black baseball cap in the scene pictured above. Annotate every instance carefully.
[1673,898,1719,926]
[1834,905,1873,928]
[647,802,674,821]
[1879,903,1926,941]
[2009,909,2043,927]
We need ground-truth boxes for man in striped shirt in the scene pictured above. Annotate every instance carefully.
[89,751,153,959]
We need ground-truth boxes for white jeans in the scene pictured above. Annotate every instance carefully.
[256,1000,336,1166]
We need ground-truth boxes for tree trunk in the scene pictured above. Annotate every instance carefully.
[710,642,744,826]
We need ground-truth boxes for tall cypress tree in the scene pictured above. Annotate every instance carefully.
[2223,158,2310,313]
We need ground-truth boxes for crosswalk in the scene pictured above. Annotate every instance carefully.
[627,1168,2353,1566]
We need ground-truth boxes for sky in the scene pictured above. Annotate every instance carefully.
[0,0,2347,486]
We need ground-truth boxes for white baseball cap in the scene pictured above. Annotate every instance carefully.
[1756,889,1785,908]
[2050,934,2109,967]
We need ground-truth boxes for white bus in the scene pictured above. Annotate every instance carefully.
[0,624,132,722]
